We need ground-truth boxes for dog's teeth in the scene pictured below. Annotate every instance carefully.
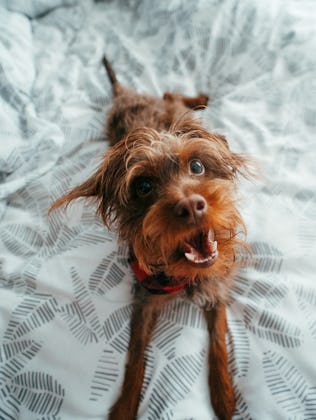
[210,241,217,252]
[208,230,215,242]
[184,252,214,264]
[199,256,212,263]
[184,252,197,263]
[184,234,218,265]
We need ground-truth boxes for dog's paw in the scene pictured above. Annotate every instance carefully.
[197,93,209,106]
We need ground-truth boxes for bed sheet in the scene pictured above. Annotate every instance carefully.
[0,0,316,418]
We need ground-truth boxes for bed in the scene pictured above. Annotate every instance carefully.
[0,0,316,418]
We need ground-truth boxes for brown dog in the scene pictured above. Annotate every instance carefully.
[51,56,251,420]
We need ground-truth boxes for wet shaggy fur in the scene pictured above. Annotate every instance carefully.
[51,56,252,420]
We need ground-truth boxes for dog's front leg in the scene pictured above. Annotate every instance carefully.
[204,303,235,420]
[108,296,159,420]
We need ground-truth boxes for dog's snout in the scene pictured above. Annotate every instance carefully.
[174,194,207,224]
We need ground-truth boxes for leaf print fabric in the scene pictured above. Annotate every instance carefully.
[0,0,316,418]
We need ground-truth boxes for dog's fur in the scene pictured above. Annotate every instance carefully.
[51,56,251,420]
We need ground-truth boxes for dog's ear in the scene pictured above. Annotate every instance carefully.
[49,142,128,227]
[172,120,254,180]
[206,132,254,180]
[49,165,103,214]
[212,133,229,149]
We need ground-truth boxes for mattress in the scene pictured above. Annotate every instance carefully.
[0,0,316,418]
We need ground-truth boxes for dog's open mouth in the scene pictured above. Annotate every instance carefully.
[183,230,218,268]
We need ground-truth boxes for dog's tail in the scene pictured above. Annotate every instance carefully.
[103,55,122,96]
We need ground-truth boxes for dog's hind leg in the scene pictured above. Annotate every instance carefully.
[163,92,209,109]
[204,303,235,420]
[108,295,160,420]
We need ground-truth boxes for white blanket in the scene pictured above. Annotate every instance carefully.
[0,0,316,418]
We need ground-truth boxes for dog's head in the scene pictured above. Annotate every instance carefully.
[52,120,250,281]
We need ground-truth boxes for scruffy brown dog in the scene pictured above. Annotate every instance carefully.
[52,56,251,420]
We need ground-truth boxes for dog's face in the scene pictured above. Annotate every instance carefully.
[54,121,249,282]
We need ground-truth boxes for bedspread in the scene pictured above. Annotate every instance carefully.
[0,0,316,419]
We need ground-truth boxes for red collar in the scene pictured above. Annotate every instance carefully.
[129,259,189,294]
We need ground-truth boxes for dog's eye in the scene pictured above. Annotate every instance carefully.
[135,178,153,197]
[189,159,205,175]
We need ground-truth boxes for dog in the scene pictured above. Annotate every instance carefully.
[51,56,251,420]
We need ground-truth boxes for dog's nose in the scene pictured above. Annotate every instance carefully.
[174,194,207,224]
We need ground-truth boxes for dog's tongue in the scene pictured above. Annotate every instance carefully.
[184,231,218,266]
